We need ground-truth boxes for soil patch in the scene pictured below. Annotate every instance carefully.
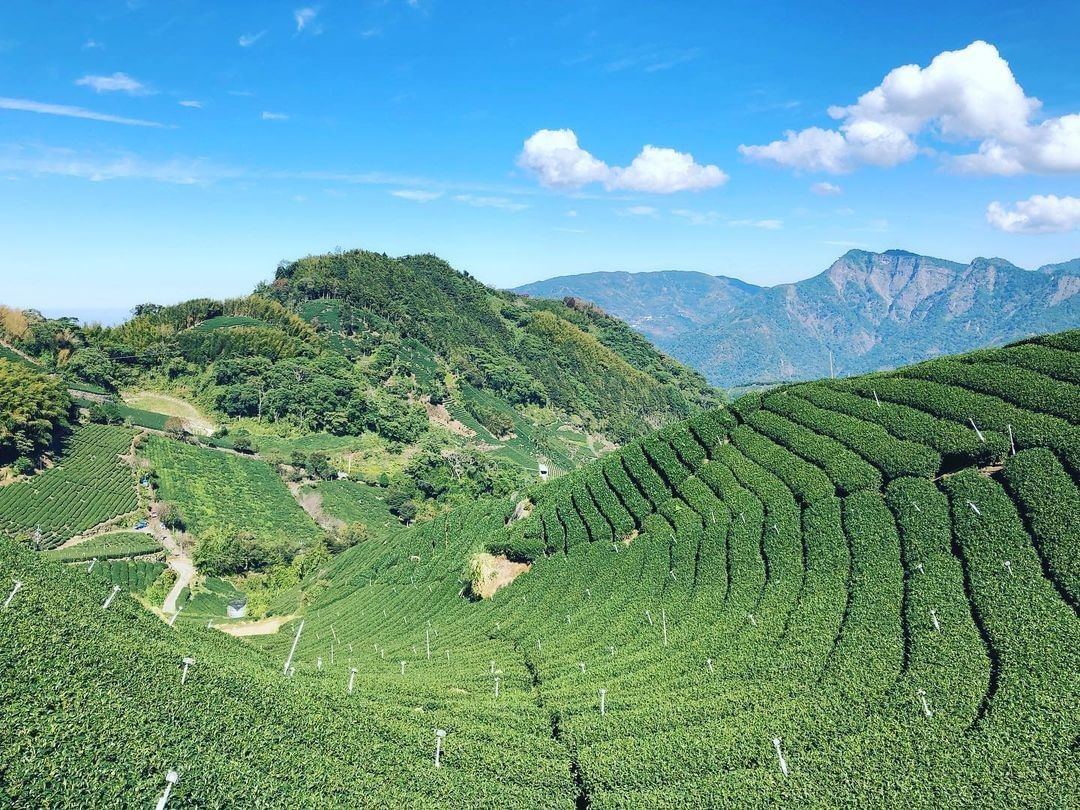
[470,553,530,599]
[218,615,296,637]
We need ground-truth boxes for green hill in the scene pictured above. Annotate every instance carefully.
[1,329,1077,806]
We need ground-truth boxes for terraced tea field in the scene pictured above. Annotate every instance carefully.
[1,332,1077,807]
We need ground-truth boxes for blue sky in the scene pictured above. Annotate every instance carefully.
[1,0,1078,322]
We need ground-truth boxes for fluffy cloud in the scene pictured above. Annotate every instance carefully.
[986,194,1080,234]
[261,111,289,121]
[178,100,202,109]
[518,128,726,193]
[391,189,442,202]
[739,41,1078,176]
[811,181,842,195]
[75,72,150,95]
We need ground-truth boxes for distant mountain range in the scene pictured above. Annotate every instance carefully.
[516,249,1080,388]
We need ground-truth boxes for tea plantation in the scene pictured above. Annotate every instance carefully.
[0,332,1077,807]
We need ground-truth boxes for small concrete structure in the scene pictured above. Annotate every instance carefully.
[538,463,549,480]
[226,599,248,619]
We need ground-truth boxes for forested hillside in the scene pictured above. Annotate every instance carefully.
[2,329,1076,806]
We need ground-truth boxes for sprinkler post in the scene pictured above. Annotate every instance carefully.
[3,580,23,609]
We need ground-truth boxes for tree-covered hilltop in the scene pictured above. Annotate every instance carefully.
[267,250,717,442]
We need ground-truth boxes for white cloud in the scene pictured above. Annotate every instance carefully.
[82,39,104,50]
[178,100,202,109]
[986,194,1080,234]
[618,205,659,217]
[729,218,783,230]
[75,72,151,95]
[0,144,233,185]
[391,189,442,202]
[740,41,1079,176]
[239,31,266,47]
[609,145,728,192]
[811,181,842,195]
[517,129,609,189]
[453,194,527,211]
[294,7,319,33]
[670,208,722,225]
[0,96,163,127]
[261,111,289,121]
[518,128,726,194]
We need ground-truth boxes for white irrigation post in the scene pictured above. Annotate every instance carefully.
[3,580,23,609]
[1007,424,1016,456]
[206,619,213,630]
[669,570,677,582]
[330,641,335,665]
[400,660,406,676]
[967,501,982,516]
[969,419,985,443]
[87,558,97,574]
[645,609,653,626]
[916,688,933,718]
[101,584,121,610]
[661,608,668,647]
[772,738,789,777]
[579,661,586,674]
[873,389,881,408]
[434,729,446,768]
[283,619,304,676]
[330,624,337,642]
[748,612,757,627]
[915,562,925,575]
[566,613,571,625]
[930,609,941,632]
[609,645,615,657]
[537,638,542,652]
[348,667,358,694]
[586,588,592,598]
[426,627,431,660]
[1003,560,1013,577]
[446,649,451,663]
[154,770,179,810]
[490,660,496,675]
[168,610,180,628]
[599,688,607,716]
[707,658,714,673]
[317,656,322,671]
[911,501,921,513]
[180,656,194,685]
[494,676,500,700]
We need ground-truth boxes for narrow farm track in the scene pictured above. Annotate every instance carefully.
[1,332,1078,806]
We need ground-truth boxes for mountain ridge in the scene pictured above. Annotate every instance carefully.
[516,249,1080,387]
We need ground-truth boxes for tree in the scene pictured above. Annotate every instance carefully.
[232,435,255,454]
[163,417,187,440]
[0,359,72,464]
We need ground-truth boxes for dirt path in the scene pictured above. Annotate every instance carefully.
[287,481,344,531]
[217,615,297,637]
[150,515,196,614]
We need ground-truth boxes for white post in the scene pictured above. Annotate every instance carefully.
[330,641,335,665]
[154,770,179,810]
[400,660,406,676]
[969,419,985,443]
[930,609,940,632]
[748,613,757,627]
[168,610,180,628]
[915,563,925,575]
[645,609,653,626]
[707,658,714,673]
[1007,424,1016,456]
[181,657,194,685]
[87,558,97,574]
[102,584,121,610]
[434,729,446,768]
[873,389,881,407]
[609,646,615,657]
[494,676,500,700]
[586,588,592,598]
[426,628,431,660]
[669,570,677,582]
[599,688,607,716]
[967,501,982,516]
[331,624,337,642]
[490,660,496,675]
[317,656,322,671]
[1003,560,1013,577]
[916,688,933,718]
[3,580,23,609]
[911,501,921,513]
[661,608,668,647]
[206,619,213,629]
[348,667,358,694]
[566,613,571,625]
[772,738,789,777]
[579,661,586,673]
[446,649,451,662]
[283,619,305,676]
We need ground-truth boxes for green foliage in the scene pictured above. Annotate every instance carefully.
[0,358,73,464]
[46,532,160,562]
[0,424,137,547]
